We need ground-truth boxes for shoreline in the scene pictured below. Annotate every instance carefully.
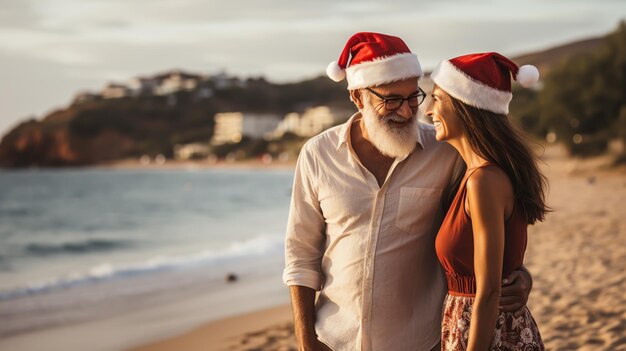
[0,259,291,351]
[2,152,624,174]
[1,142,624,174]
[128,304,294,351]
[0,159,297,172]
[96,158,297,171]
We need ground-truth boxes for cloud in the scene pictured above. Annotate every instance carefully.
[0,0,40,28]
[0,49,105,134]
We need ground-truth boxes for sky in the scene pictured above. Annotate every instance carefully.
[0,0,624,135]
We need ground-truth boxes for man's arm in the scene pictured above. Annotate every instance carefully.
[283,142,325,290]
[283,143,329,350]
[500,266,533,317]
[289,286,331,351]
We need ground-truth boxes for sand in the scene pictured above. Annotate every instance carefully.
[522,147,626,350]
[130,144,626,351]
[130,305,295,351]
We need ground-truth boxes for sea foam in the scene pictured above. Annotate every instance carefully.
[0,234,284,301]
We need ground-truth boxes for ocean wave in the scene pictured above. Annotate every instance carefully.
[0,234,284,301]
[24,239,133,256]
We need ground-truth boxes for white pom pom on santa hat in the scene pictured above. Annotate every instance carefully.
[326,61,346,82]
[516,65,539,88]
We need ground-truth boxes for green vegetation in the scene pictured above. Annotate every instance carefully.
[510,22,626,157]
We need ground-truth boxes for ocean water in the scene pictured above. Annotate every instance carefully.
[0,168,294,341]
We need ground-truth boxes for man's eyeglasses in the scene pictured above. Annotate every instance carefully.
[365,87,426,111]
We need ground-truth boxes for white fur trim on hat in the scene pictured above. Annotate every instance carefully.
[430,60,512,115]
[345,53,422,90]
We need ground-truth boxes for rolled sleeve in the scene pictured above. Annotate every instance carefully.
[282,266,323,290]
[282,141,326,291]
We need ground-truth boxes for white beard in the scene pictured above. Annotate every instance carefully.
[361,103,418,159]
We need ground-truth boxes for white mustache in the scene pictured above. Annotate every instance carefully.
[382,114,412,124]
[362,106,418,159]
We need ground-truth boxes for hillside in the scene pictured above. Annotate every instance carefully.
[0,76,352,167]
[512,36,605,76]
[0,29,615,168]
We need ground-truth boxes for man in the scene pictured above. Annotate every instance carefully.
[283,32,532,351]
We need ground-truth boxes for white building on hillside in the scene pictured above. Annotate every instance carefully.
[242,114,281,139]
[73,91,100,104]
[156,71,199,95]
[128,77,159,96]
[101,83,130,99]
[212,72,246,90]
[298,106,336,137]
[211,112,281,145]
[273,106,337,138]
[212,113,244,145]
[174,143,211,160]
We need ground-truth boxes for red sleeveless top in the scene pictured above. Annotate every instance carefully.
[435,163,528,296]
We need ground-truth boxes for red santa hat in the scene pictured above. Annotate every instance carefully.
[430,52,539,115]
[326,32,422,90]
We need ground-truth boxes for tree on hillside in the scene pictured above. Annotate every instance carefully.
[539,21,626,156]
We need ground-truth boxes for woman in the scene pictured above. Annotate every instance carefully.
[427,52,548,350]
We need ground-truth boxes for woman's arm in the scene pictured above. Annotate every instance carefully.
[465,168,513,351]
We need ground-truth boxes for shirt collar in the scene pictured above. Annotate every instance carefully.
[336,112,426,152]
[336,112,360,151]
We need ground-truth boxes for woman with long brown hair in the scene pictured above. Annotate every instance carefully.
[427,52,548,350]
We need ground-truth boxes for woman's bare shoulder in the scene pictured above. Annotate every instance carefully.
[466,166,513,199]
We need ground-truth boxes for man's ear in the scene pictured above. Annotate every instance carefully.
[350,89,365,110]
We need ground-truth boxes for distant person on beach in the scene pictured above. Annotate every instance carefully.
[428,52,547,350]
[283,32,533,351]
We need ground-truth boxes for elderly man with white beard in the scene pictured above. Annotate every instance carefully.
[282,32,533,351]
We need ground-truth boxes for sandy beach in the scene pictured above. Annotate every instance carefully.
[130,145,626,351]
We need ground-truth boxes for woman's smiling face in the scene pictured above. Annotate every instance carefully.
[426,85,465,142]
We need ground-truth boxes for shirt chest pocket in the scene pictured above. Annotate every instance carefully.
[395,187,443,235]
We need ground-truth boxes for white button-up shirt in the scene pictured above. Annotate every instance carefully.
[283,113,464,351]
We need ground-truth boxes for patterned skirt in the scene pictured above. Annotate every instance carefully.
[441,294,545,351]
